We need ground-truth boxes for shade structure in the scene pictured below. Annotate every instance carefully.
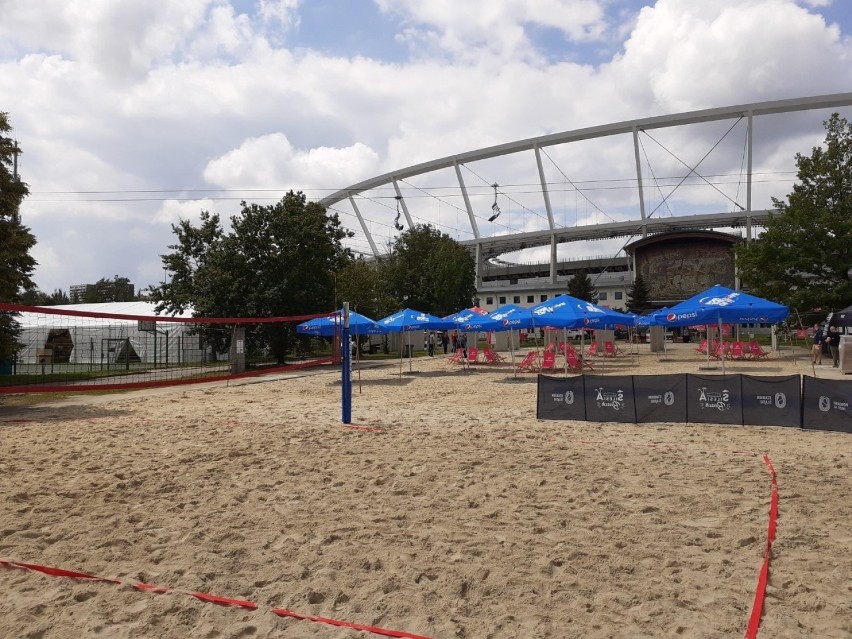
[297,310,386,337]
[377,308,450,332]
[829,304,852,327]
[443,307,491,331]
[652,285,789,327]
[528,294,629,329]
[486,304,537,331]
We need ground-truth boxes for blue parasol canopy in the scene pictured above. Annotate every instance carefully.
[377,308,450,332]
[297,310,386,337]
[528,294,629,329]
[444,307,494,332]
[652,285,789,327]
[485,303,537,331]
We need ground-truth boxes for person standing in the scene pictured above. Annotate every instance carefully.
[441,331,449,354]
[428,331,436,357]
[811,323,824,365]
[459,332,467,359]
[827,325,841,368]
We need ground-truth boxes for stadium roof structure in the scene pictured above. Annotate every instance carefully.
[319,93,852,288]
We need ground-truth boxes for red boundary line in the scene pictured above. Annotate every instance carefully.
[0,559,431,639]
[0,443,776,637]
[744,455,779,639]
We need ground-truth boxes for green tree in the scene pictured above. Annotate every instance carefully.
[152,191,352,363]
[336,257,394,320]
[737,113,852,314]
[0,112,37,363]
[379,224,476,316]
[567,269,598,304]
[626,274,652,314]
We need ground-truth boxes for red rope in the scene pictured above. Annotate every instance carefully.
[744,455,779,638]
[0,558,431,638]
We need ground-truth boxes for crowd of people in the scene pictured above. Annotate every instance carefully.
[424,331,467,358]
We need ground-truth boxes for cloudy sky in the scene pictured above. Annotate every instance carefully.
[2,0,851,295]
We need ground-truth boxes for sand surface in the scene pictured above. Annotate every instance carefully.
[0,342,850,638]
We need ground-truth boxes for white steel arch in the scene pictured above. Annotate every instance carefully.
[319,93,852,285]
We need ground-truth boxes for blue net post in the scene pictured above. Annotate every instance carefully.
[342,302,352,424]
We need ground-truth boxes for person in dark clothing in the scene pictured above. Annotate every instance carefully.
[827,325,841,367]
[811,323,824,365]
[428,331,436,357]
[441,331,449,354]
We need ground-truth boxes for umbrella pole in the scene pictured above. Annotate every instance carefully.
[510,329,517,378]
[706,324,711,370]
[719,317,726,375]
[408,331,413,373]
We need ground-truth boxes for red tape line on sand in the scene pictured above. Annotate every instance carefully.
[272,608,431,639]
[743,454,779,639]
[0,559,431,639]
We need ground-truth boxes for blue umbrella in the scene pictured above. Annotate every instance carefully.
[297,310,386,337]
[528,294,628,329]
[444,307,494,332]
[657,285,789,373]
[486,303,536,331]
[377,308,449,372]
[653,285,789,327]
[377,308,450,331]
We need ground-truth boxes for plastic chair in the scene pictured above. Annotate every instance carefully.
[566,349,594,372]
[603,341,622,358]
[749,341,770,360]
[730,341,746,360]
[540,350,557,372]
[447,349,465,364]
[515,351,540,372]
[482,347,505,363]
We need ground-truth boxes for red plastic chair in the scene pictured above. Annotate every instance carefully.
[567,349,594,372]
[730,341,745,360]
[749,341,770,360]
[516,351,540,372]
[482,347,505,363]
[540,350,557,372]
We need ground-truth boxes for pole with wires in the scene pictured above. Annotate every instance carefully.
[342,302,352,424]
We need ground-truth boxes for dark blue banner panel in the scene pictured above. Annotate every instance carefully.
[802,376,852,433]
[741,375,802,428]
[686,374,743,425]
[536,375,586,421]
[582,375,636,423]
[633,374,688,424]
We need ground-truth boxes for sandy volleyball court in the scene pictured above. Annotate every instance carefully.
[0,343,850,638]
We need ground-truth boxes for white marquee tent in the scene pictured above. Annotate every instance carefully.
[14,302,208,366]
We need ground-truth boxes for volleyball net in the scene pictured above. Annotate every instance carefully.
[0,304,340,394]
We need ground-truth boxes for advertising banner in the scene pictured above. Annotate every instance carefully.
[582,375,636,423]
[536,375,586,421]
[686,374,743,425]
[802,376,852,433]
[633,374,688,424]
[741,375,802,428]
